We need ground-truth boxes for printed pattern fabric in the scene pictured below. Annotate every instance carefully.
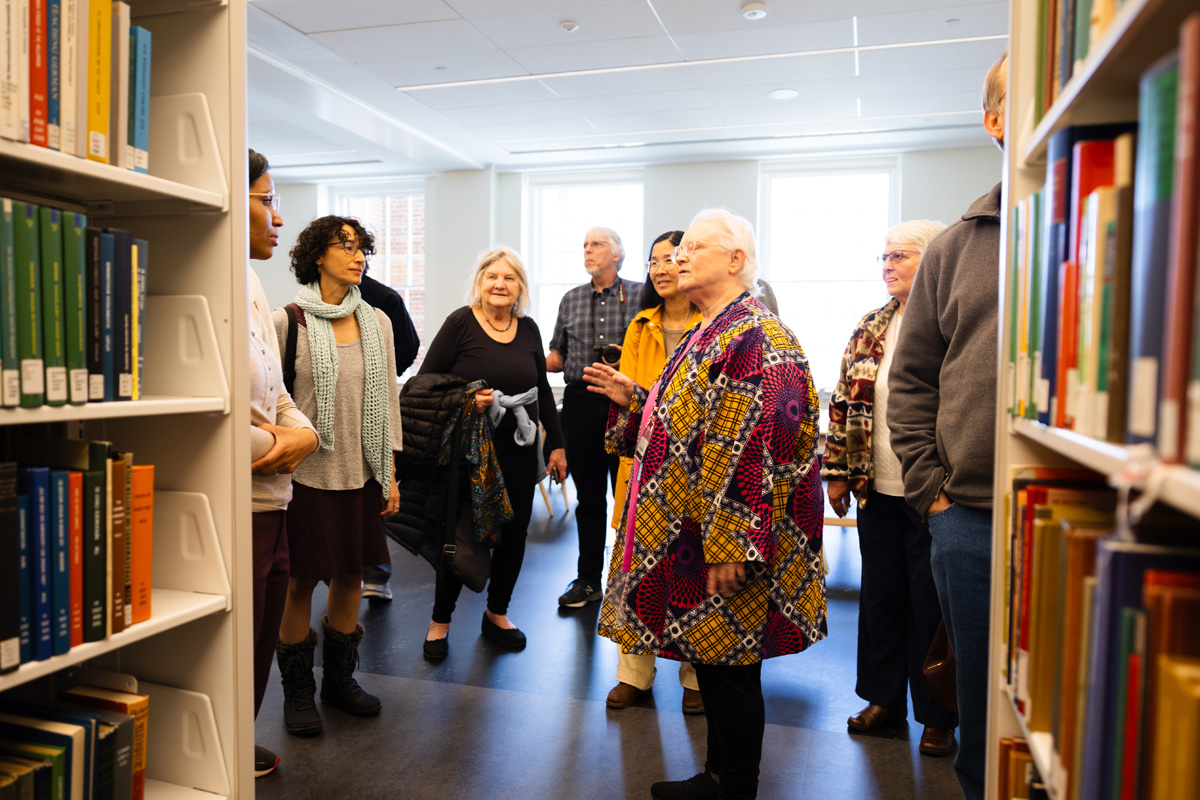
[438,380,513,545]
[820,298,899,504]
[598,294,828,665]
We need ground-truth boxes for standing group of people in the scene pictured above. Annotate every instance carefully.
[243,46,1006,800]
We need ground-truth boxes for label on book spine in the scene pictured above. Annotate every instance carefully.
[118,373,131,398]
[1159,398,1180,460]
[69,369,87,403]
[89,373,104,399]
[1188,381,1200,465]
[1,372,17,406]
[89,131,106,158]
[1130,357,1158,436]
[45,366,67,403]
[21,360,44,394]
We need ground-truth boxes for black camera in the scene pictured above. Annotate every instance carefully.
[594,344,622,365]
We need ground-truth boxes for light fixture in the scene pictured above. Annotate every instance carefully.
[561,20,579,32]
[435,66,449,72]
[741,1,767,20]
[945,18,961,25]
[767,88,798,100]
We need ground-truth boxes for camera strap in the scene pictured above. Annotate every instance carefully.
[589,279,628,351]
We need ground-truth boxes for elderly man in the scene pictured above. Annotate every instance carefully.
[888,51,1007,800]
[547,227,641,608]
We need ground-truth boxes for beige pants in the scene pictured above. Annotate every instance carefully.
[616,650,699,691]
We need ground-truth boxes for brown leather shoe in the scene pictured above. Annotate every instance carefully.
[681,688,705,715]
[919,726,956,756]
[606,682,647,709]
[847,703,906,732]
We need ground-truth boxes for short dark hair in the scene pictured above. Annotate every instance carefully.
[248,148,269,186]
[288,215,375,285]
[638,230,685,311]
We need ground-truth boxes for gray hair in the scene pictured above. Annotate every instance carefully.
[467,245,530,317]
[586,226,625,268]
[688,208,760,292]
[885,220,947,254]
[982,51,1008,114]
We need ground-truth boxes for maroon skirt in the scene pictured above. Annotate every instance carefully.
[285,479,391,580]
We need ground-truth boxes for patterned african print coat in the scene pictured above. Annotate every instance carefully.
[819,298,900,509]
[597,294,828,665]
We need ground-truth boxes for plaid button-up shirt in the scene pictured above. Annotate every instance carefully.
[549,277,642,384]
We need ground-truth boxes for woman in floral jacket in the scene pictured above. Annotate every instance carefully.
[821,219,958,757]
[586,208,826,800]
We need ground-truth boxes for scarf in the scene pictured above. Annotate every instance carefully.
[439,380,513,545]
[294,281,392,500]
[486,387,539,446]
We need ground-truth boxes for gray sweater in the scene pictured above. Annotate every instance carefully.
[889,182,1002,517]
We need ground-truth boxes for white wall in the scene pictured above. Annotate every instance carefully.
[425,168,498,329]
[643,161,760,245]
[899,147,1003,225]
[254,181,322,310]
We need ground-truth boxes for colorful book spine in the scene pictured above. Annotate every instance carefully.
[128,464,152,624]
[17,0,29,142]
[85,0,111,163]
[82,440,108,643]
[107,455,125,634]
[0,462,18,674]
[129,26,149,173]
[1107,132,1137,444]
[38,206,67,407]
[47,469,68,656]
[28,0,46,146]
[0,197,19,407]
[16,495,30,664]
[11,202,43,408]
[58,0,85,156]
[100,230,114,401]
[17,466,51,662]
[44,0,58,150]
[132,237,145,400]
[107,228,131,401]
[66,470,81,648]
[84,227,103,401]
[62,212,87,405]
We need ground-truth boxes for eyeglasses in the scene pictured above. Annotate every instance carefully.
[672,239,727,261]
[645,256,677,272]
[249,192,281,212]
[877,249,918,266]
[327,240,370,259]
[583,240,611,250]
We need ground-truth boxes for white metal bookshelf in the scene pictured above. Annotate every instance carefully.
[0,0,251,796]
[991,0,1200,797]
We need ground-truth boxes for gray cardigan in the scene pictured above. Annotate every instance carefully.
[888,182,1002,517]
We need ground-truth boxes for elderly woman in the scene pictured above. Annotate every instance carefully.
[822,219,957,757]
[420,247,567,658]
[273,216,403,738]
[586,209,827,800]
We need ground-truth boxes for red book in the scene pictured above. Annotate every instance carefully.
[1160,14,1200,463]
[128,464,153,624]
[28,0,48,146]
[68,470,83,647]
[1070,140,1117,266]
[1056,259,1081,429]
[1120,651,1143,800]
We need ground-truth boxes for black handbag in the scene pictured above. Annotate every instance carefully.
[923,619,958,713]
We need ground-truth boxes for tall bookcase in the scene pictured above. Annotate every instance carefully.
[0,0,252,797]
[991,0,1200,797]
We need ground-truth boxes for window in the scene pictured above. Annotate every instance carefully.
[525,173,644,382]
[336,188,427,377]
[759,160,898,399]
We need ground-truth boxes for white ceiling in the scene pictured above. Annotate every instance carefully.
[246,0,1010,180]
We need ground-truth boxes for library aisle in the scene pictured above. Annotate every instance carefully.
[253,488,959,800]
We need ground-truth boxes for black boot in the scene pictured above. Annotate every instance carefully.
[276,629,323,736]
[320,617,381,716]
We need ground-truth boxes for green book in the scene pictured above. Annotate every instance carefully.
[0,740,64,800]
[1074,0,1093,73]
[1027,189,1045,420]
[62,213,87,405]
[38,207,67,406]
[11,202,44,408]
[1009,204,1021,416]
[0,198,18,407]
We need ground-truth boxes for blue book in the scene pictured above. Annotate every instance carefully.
[45,0,61,151]
[16,467,51,662]
[129,27,150,173]
[100,231,115,402]
[16,494,31,664]
[105,228,132,401]
[0,701,97,800]
[48,469,70,656]
[132,237,146,398]
[0,717,84,800]
[0,462,17,673]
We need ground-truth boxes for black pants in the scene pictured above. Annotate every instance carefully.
[856,489,957,729]
[561,384,618,586]
[432,436,538,622]
[693,662,764,800]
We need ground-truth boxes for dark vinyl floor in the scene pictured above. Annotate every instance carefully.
[254,482,963,800]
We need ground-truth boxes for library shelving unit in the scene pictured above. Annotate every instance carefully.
[990,0,1200,797]
[0,0,252,797]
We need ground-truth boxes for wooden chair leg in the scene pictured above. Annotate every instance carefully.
[538,481,553,517]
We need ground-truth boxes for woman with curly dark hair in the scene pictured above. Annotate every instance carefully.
[271,215,403,739]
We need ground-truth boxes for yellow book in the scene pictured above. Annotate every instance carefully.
[1150,655,1200,800]
[86,0,113,163]
[130,243,138,400]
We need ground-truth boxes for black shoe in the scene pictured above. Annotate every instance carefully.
[254,745,280,778]
[558,578,602,608]
[423,637,448,659]
[481,612,526,649]
[276,630,324,737]
[319,618,382,717]
[650,771,720,800]
[361,580,392,601]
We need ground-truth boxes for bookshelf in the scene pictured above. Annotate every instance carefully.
[992,0,1200,798]
[1,0,251,797]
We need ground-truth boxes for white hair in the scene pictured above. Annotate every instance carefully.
[983,51,1008,114]
[885,220,947,254]
[466,245,530,316]
[586,226,625,267]
[688,208,759,291]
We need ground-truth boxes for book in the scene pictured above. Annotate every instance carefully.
[59,0,87,158]
[1077,187,1116,437]
[54,699,131,800]
[0,742,63,800]
[1105,133,1136,444]
[44,0,58,150]
[84,0,110,163]
[47,469,68,656]
[1148,656,1200,800]
[106,456,124,635]
[128,464,152,624]
[107,1,127,168]
[12,202,43,408]
[61,212,86,405]
[82,442,108,643]
[57,685,146,800]
[38,206,66,407]
[16,0,29,142]
[65,471,81,649]
[15,495,30,665]
[105,228,131,401]
[17,466,51,662]
[1109,607,1145,799]
[0,714,84,800]
[0,1,19,140]
[117,451,131,628]
[0,756,41,800]
[0,197,18,406]
[28,0,46,147]
[998,737,1015,800]
[1127,52,1180,446]
[130,238,145,400]
[0,705,95,800]
[128,27,148,173]
[0,463,18,674]
[83,228,104,401]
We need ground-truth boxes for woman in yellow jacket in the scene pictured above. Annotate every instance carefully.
[605,230,704,715]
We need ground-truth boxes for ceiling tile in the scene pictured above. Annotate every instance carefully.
[858,39,1004,75]
[309,19,496,63]
[250,0,459,35]
[540,67,702,98]
[687,52,856,88]
[364,50,531,87]
[583,108,724,135]
[507,35,682,74]
[862,90,984,116]
[445,0,628,17]
[404,80,561,110]
[856,2,1009,46]
[671,18,854,60]
[444,88,713,126]
[718,98,860,124]
[467,0,665,49]
[478,117,602,143]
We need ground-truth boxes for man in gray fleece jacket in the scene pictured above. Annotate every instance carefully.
[888,51,1007,800]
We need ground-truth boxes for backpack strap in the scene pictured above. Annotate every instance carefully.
[282,303,306,396]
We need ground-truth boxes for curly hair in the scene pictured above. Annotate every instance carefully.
[288,215,375,285]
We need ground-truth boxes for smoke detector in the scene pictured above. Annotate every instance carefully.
[741,1,767,20]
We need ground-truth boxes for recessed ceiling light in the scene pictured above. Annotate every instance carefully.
[435,66,449,72]
[561,20,579,32]
[945,18,961,25]
[741,1,767,21]
[767,88,799,100]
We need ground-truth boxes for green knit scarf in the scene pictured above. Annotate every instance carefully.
[294,281,392,500]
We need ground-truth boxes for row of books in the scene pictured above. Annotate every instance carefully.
[0,0,152,171]
[0,682,148,800]
[0,438,154,675]
[997,738,1051,800]
[1002,466,1200,800]
[1008,15,1200,467]
[0,198,148,408]
[1032,0,1123,125]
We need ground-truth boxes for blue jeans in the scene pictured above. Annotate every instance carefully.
[926,502,992,800]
